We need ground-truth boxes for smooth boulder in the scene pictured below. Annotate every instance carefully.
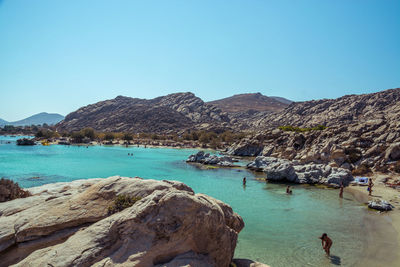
[0,176,244,267]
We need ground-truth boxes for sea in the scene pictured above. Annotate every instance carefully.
[0,136,367,267]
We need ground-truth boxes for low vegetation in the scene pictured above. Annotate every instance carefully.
[351,164,372,176]
[278,125,327,132]
[107,194,142,215]
[0,124,53,136]
[50,128,248,149]
[0,178,31,202]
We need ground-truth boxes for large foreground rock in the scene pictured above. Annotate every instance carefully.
[0,176,244,267]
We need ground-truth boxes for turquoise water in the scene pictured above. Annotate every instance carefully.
[0,136,366,266]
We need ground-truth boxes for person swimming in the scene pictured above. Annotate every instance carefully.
[319,233,332,256]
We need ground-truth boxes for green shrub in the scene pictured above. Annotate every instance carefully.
[123,133,133,141]
[0,178,31,202]
[104,133,115,141]
[352,164,371,176]
[71,131,85,143]
[81,128,96,140]
[108,194,142,215]
[278,125,327,132]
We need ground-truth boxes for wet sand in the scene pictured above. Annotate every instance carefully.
[348,173,400,267]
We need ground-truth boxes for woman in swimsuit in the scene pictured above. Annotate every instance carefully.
[319,233,332,256]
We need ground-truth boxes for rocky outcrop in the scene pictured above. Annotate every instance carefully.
[226,138,264,156]
[0,176,244,267]
[247,156,353,185]
[368,199,394,211]
[187,151,237,167]
[224,88,400,174]
[385,142,400,161]
[16,138,35,146]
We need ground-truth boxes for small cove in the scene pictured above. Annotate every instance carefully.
[0,136,376,266]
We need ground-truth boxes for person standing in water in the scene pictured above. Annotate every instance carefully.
[286,186,292,194]
[319,233,332,256]
[243,177,246,185]
[339,182,344,198]
[368,178,374,196]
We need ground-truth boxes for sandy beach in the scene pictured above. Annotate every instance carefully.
[348,173,400,267]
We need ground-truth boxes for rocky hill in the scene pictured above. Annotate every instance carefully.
[207,93,290,113]
[264,88,400,128]
[227,88,400,175]
[57,93,230,133]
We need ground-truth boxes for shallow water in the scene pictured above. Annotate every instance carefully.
[0,136,367,266]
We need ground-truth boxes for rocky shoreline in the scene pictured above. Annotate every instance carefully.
[0,176,270,267]
[186,151,353,186]
[186,151,239,167]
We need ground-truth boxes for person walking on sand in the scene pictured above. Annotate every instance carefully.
[368,178,374,196]
[319,233,332,256]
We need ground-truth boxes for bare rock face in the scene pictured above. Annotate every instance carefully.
[226,138,264,157]
[186,151,237,167]
[385,142,400,161]
[0,177,244,267]
[207,93,290,113]
[56,93,231,133]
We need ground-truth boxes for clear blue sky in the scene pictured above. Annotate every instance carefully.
[0,0,399,121]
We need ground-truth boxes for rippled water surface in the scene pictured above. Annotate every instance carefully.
[0,136,366,266]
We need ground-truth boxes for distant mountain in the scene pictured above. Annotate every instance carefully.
[270,96,293,105]
[207,93,290,113]
[0,118,8,126]
[2,112,65,126]
[57,93,230,133]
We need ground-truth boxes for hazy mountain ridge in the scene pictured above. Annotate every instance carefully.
[0,112,64,126]
[0,118,8,125]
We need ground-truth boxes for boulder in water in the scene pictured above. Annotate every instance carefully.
[16,138,35,146]
[187,151,236,167]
